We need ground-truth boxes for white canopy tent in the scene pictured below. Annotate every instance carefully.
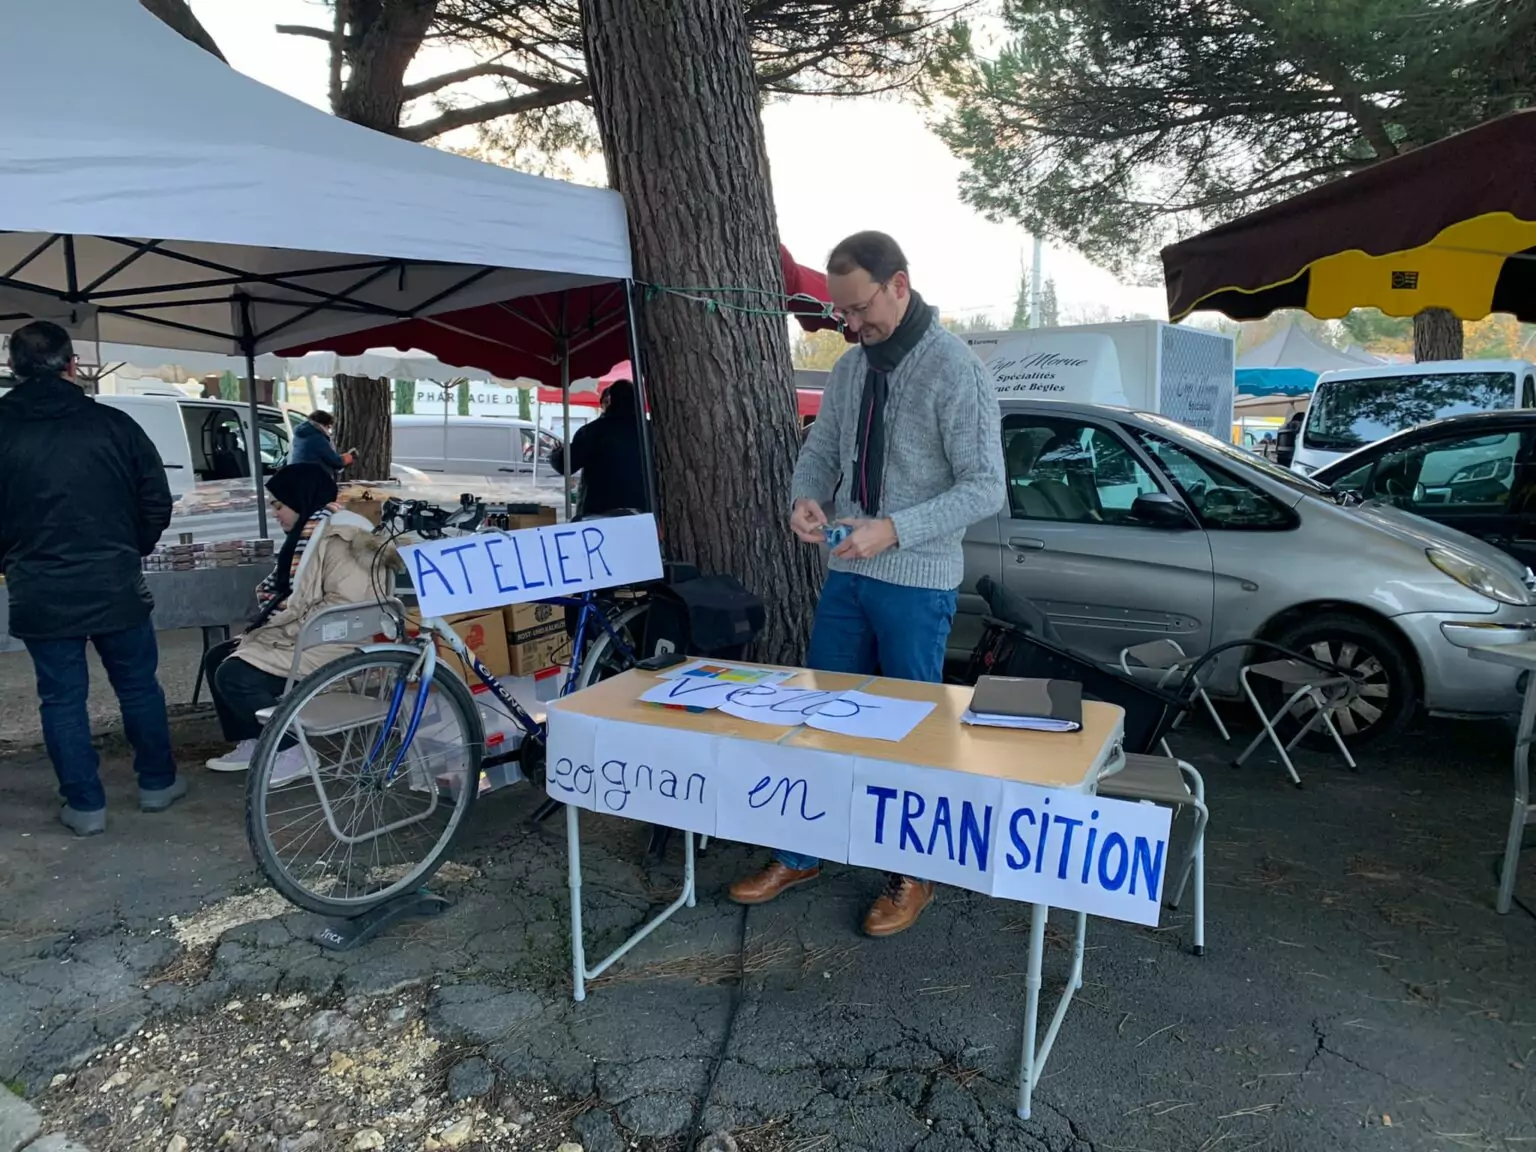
[1237,323,1382,373]
[0,0,632,531]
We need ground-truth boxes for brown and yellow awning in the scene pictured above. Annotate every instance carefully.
[1162,111,1536,324]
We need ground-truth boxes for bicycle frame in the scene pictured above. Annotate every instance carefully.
[365,591,640,782]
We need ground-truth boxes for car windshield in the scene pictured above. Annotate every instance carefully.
[1303,372,1514,453]
[1133,411,1329,498]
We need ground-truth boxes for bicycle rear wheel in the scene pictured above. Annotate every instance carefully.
[245,648,484,917]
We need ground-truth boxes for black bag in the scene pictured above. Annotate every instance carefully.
[642,574,766,661]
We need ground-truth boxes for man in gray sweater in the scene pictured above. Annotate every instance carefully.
[728,231,1005,937]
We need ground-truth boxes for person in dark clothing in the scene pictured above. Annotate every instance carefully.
[546,379,648,517]
[0,321,183,835]
[287,410,354,478]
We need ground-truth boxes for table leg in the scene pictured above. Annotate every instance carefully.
[1017,903,1047,1121]
[1016,905,1088,1122]
[192,625,230,705]
[567,804,588,1002]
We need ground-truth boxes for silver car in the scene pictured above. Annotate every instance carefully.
[955,401,1536,741]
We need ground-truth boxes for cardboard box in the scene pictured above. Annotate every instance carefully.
[505,506,557,531]
[405,609,513,682]
[505,600,567,676]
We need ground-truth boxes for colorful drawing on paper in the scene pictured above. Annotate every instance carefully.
[656,660,796,687]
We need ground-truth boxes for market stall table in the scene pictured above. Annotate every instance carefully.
[1467,642,1536,913]
[0,565,268,659]
[545,666,1132,1121]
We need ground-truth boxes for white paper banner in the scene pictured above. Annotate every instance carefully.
[715,743,855,863]
[991,784,1173,927]
[847,760,1002,895]
[546,709,603,811]
[591,723,719,835]
[401,514,664,617]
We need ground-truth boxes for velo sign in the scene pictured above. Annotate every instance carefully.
[400,514,664,617]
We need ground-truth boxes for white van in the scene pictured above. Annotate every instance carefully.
[97,393,292,493]
[1291,359,1536,475]
[961,320,1236,441]
[391,414,560,476]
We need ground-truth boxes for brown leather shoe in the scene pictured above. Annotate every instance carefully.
[728,861,820,905]
[862,875,935,937]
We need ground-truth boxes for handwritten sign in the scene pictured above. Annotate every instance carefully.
[401,514,663,618]
[991,783,1172,927]
[638,677,743,710]
[847,760,1002,895]
[804,691,936,743]
[718,686,846,727]
[544,703,1163,927]
[715,744,854,862]
[591,724,718,835]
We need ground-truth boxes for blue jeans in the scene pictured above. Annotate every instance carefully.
[775,571,957,872]
[24,618,177,813]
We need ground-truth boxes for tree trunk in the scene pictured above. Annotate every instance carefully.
[581,0,820,663]
[333,0,439,132]
[334,374,393,480]
[1413,307,1464,362]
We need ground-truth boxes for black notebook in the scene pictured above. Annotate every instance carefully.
[964,676,1083,732]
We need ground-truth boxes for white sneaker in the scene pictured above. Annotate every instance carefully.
[268,746,310,788]
[206,739,257,772]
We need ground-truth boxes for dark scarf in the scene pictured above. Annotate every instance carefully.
[854,290,933,516]
[252,464,339,628]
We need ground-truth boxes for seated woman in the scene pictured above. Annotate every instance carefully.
[204,463,398,774]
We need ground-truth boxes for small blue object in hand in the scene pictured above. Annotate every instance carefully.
[823,524,852,548]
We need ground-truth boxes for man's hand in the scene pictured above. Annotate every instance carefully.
[832,517,898,561]
[790,498,828,544]
[341,450,357,466]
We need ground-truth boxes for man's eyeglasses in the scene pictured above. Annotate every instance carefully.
[833,281,888,324]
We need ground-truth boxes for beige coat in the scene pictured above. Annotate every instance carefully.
[233,510,397,681]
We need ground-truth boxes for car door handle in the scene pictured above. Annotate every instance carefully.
[1008,537,1046,552]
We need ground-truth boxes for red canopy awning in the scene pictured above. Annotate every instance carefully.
[281,245,847,384]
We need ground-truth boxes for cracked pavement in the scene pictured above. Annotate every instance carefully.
[3,708,1534,1150]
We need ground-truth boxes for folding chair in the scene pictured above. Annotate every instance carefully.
[254,599,408,785]
[1231,659,1359,787]
[1118,639,1231,755]
[1098,752,1208,955]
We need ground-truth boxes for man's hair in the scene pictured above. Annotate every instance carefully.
[307,410,335,428]
[827,231,909,283]
[7,321,74,379]
[604,378,636,414]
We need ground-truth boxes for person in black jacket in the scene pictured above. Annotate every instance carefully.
[546,378,649,517]
[0,321,183,835]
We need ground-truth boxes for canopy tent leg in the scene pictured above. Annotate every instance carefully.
[624,280,658,516]
[561,346,572,521]
[238,294,268,540]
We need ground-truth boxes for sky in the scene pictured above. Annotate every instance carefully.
[189,0,1167,328]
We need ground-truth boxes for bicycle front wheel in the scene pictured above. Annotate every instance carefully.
[572,602,651,691]
[245,648,485,917]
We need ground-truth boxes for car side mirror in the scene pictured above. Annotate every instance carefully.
[1275,425,1297,467]
[1132,492,1195,529]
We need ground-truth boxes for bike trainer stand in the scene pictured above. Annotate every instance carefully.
[312,890,452,952]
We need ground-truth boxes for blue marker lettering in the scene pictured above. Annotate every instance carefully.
[1098,832,1129,891]
[581,526,613,579]
[867,785,898,844]
[537,533,557,587]
[1080,811,1100,885]
[899,790,927,853]
[1053,815,1083,881]
[750,776,825,820]
[511,534,545,590]
[1130,837,1166,900]
[553,530,579,585]
[926,796,955,861]
[484,537,519,594]
[959,801,992,870]
[1034,797,1052,874]
[1007,807,1035,871]
[439,542,479,594]
[411,550,455,598]
[600,759,631,812]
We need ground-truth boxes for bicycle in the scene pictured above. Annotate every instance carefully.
[243,496,651,918]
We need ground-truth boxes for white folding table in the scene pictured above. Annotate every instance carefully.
[546,666,1126,1120]
[1468,642,1536,913]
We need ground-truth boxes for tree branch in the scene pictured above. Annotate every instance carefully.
[402,59,560,101]
[399,82,591,141]
[139,0,226,62]
[275,23,337,43]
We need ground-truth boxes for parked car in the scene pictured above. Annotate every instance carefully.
[391,414,560,476]
[956,401,1536,743]
[1311,410,1536,571]
[94,393,290,493]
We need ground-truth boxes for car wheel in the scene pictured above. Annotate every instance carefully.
[1268,613,1417,745]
